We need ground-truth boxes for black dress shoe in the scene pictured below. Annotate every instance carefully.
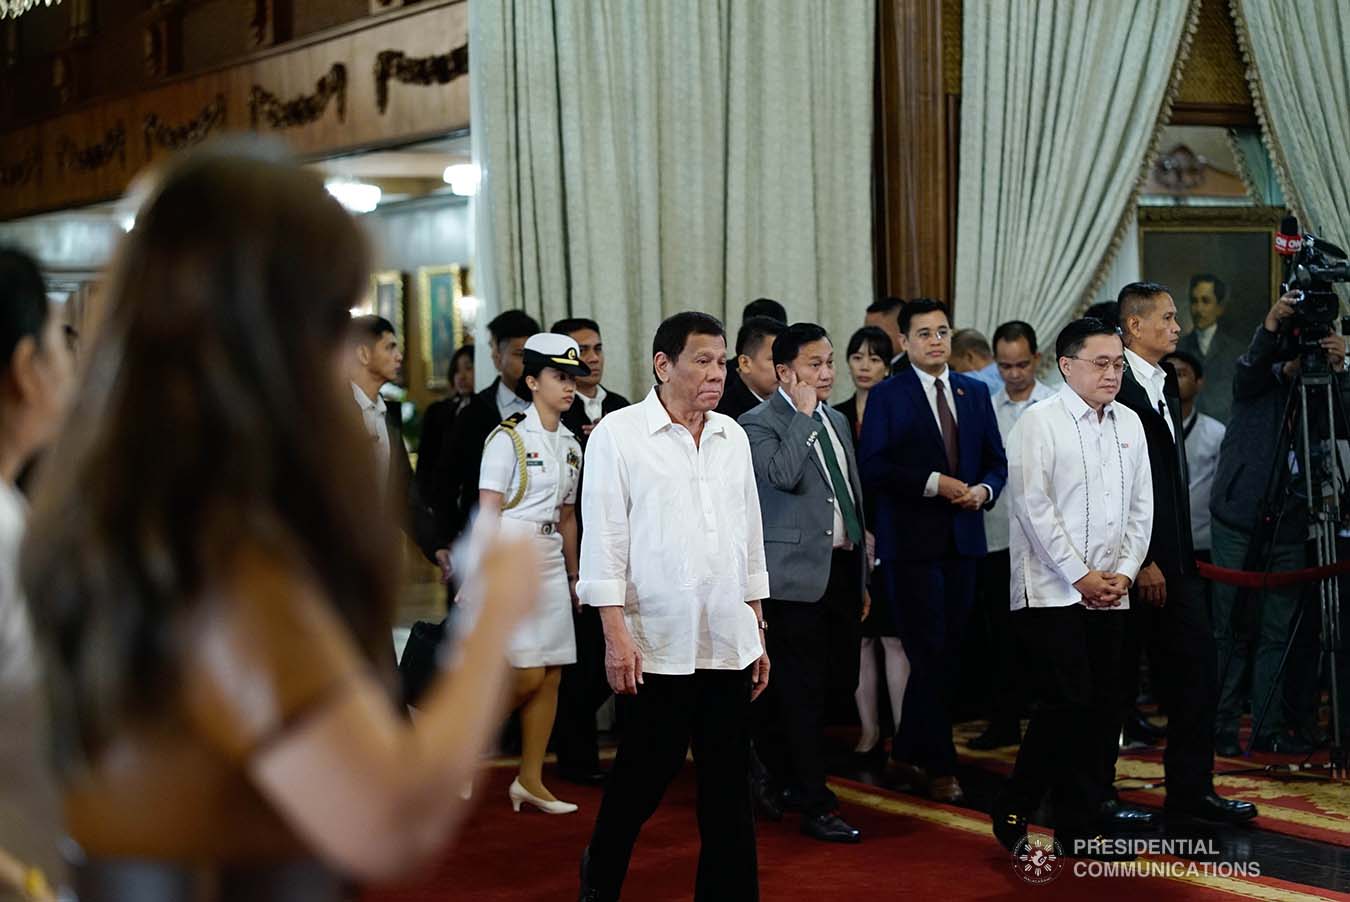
[1128,709,1168,738]
[558,766,609,786]
[1121,712,1162,748]
[801,811,862,843]
[750,776,784,821]
[990,789,1028,853]
[1251,732,1317,755]
[1098,799,1157,831]
[1165,792,1258,824]
[1215,733,1242,757]
[969,723,1021,751]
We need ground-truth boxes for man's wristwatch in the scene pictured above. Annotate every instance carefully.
[757,619,769,632]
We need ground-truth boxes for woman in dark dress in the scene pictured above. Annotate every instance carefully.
[836,326,911,757]
[415,344,475,504]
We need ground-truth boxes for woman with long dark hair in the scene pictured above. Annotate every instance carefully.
[21,144,537,901]
[836,326,911,758]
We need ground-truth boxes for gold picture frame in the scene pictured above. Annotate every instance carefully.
[417,264,464,389]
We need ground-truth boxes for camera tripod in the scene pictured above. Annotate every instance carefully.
[1238,361,1347,779]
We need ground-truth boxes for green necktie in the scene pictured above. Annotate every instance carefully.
[812,411,864,545]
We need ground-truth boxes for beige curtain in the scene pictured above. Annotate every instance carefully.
[954,0,1199,344]
[472,1,874,400]
[1233,0,1350,244]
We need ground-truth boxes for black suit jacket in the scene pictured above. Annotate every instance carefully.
[890,352,910,377]
[835,394,863,444]
[716,367,766,421]
[1116,360,1194,580]
[381,401,440,562]
[561,385,632,534]
[431,379,512,545]
[560,386,632,448]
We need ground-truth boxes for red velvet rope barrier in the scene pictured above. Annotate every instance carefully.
[1195,557,1350,589]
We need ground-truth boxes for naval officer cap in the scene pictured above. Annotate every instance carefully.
[523,332,592,377]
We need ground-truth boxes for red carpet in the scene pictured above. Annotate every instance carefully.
[953,720,1350,849]
[364,764,1345,901]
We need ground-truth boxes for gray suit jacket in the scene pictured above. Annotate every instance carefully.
[740,391,869,604]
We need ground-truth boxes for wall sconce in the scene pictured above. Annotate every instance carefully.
[442,163,480,197]
[325,179,381,213]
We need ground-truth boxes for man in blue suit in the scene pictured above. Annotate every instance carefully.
[859,298,1008,804]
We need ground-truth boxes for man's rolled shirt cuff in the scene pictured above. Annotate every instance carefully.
[745,571,770,602]
[578,579,627,607]
[976,483,994,509]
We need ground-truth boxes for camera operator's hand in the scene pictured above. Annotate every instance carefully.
[1135,562,1167,607]
[1320,334,1347,372]
[1264,291,1300,333]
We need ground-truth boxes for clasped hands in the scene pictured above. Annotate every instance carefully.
[936,474,988,511]
[1073,570,1132,609]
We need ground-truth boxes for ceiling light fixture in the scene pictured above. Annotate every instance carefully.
[442,163,481,197]
[325,179,382,214]
[0,0,61,20]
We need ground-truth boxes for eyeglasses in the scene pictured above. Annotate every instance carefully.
[1070,356,1126,374]
[910,328,951,342]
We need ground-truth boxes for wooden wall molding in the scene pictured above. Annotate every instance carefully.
[143,94,226,154]
[249,62,346,129]
[373,43,468,115]
[0,1,469,221]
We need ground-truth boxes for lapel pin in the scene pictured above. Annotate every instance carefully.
[956,387,965,396]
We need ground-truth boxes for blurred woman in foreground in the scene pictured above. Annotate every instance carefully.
[21,143,537,901]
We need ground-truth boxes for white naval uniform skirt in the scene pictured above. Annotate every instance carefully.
[496,516,577,668]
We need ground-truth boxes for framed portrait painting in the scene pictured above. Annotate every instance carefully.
[372,270,406,348]
[1138,205,1285,424]
[418,264,465,390]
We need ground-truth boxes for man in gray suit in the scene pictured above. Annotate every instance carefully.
[740,322,869,844]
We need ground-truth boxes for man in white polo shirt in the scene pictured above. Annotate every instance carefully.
[577,311,770,902]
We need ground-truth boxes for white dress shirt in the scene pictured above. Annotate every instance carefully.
[1008,385,1154,611]
[496,379,531,420]
[578,388,770,674]
[579,384,609,423]
[1195,323,1216,357]
[913,365,991,503]
[1183,409,1226,551]
[985,380,1056,553]
[351,382,390,495]
[1124,346,1175,442]
[777,388,855,550]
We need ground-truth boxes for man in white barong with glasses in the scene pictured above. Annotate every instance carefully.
[990,317,1153,861]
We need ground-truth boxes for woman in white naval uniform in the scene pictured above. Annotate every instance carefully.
[472,332,587,814]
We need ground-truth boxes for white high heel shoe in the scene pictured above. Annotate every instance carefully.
[509,778,578,814]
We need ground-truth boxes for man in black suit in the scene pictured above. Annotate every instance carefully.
[721,299,788,419]
[865,296,909,374]
[858,299,1008,804]
[349,315,443,569]
[717,315,786,420]
[1177,273,1246,424]
[1115,282,1257,826]
[549,316,631,785]
[427,309,539,547]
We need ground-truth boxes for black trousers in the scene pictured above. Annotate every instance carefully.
[551,606,612,771]
[1005,606,1124,833]
[1117,574,1218,800]
[753,548,862,816]
[883,556,977,775]
[974,549,1021,729]
[586,668,757,901]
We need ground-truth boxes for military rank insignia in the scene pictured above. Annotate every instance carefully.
[566,449,581,469]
